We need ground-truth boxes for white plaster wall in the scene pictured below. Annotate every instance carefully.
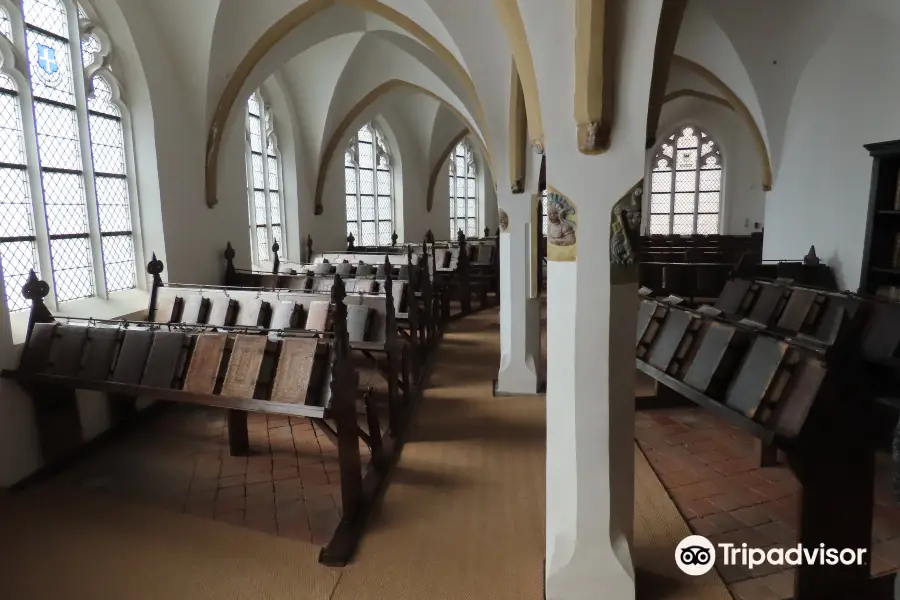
[650,97,766,235]
[764,2,900,290]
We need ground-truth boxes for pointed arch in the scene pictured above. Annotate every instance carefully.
[344,121,394,246]
[427,128,468,213]
[647,124,723,235]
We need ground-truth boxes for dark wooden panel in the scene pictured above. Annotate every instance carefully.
[110,330,154,384]
[79,327,120,381]
[724,337,787,418]
[647,310,694,372]
[221,335,267,398]
[814,297,862,344]
[270,338,319,404]
[776,289,818,332]
[862,301,900,361]
[766,358,827,438]
[747,285,786,326]
[141,332,187,388]
[683,322,739,394]
[715,279,753,315]
[183,333,228,394]
[46,326,88,377]
[20,323,58,372]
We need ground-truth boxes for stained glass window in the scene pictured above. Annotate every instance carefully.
[648,126,722,235]
[448,139,477,238]
[0,0,141,311]
[245,90,284,264]
[345,123,393,246]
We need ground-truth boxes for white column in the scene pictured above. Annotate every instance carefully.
[0,260,43,487]
[518,0,663,597]
[496,194,542,395]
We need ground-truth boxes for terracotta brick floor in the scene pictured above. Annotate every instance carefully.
[58,362,386,547]
[636,405,900,600]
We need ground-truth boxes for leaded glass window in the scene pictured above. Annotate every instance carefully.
[648,126,722,235]
[244,90,284,264]
[448,139,477,238]
[345,123,393,247]
[0,0,140,311]
[541,190,548,236]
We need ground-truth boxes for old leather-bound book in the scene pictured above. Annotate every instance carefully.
[269,301,297,330]
[724,336,787,418]
[305,300,331,331]
[206,295,231,326]
[356,263,375,277]
[392,281,409,314]
[355,279,376,294]
[347,305,371,342]
[20,323,58,372]
[46,325,88,377]
[79,327,121,381]
[747,285,785,326]
[336,262,353,277]
[776,289,818,333]
[141,332,187,388]
[235,298,263,327]
[313,263,332,276]
[154,295,178,323]
[111,329,155,384]
[221,335,267,398]
[715,279,753,315]
[270,337,319,404]
[182,333,228,394]
[316,277,335,294]
[683,322,741,395]
[179,295,205,323]
[647,310,693,373]
[765,357,827,438]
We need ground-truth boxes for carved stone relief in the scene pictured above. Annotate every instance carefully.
[577,120,610,154]
[610,181,644,283]
[545,188,577,262]
[511,179,524,194]
[499,209,509,232]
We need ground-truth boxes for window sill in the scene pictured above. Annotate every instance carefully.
[8,288,151,347]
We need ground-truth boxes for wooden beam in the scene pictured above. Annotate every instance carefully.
[574,0,618,154]
[508,58,527,193]
[645,0,688,148]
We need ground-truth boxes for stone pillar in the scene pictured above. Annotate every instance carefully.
[514,0,664,598]
[495,193,542,395]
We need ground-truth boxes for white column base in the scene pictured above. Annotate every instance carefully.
[495,296,542,395]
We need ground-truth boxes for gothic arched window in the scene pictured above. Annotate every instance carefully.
[0,0,140,312]
[448,139,477,238]
[245,90,283,264]
[345,123,393,246]
[648,125,722,235]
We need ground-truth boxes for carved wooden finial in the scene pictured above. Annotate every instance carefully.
[804,245,821,266]
[306,234,313,260]
[495,227,500,237]
[457,229,466,244]
[224,242,235,262]
[391,231,398,247]
[484,227,490,238]
[426,229,434,244]
[407,245,413,261]
[347,232,355,250]
[22,270,50,301]
[272,240,280,255]
[146,253,164,277]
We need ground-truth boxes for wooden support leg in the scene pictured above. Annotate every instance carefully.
[788,395,874,599]
[226,409,249,456]
[363,391,386,471]
[386,348,400,435]
[756,438,779,467]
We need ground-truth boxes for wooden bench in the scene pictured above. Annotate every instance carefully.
[635,294,891,599]
[2,270,395,567]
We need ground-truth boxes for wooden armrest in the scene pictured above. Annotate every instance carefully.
[1,371,327,419]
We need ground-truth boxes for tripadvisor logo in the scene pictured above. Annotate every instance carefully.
[675,535,868,576]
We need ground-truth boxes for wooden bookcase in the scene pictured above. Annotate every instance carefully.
[861,139,900,297]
